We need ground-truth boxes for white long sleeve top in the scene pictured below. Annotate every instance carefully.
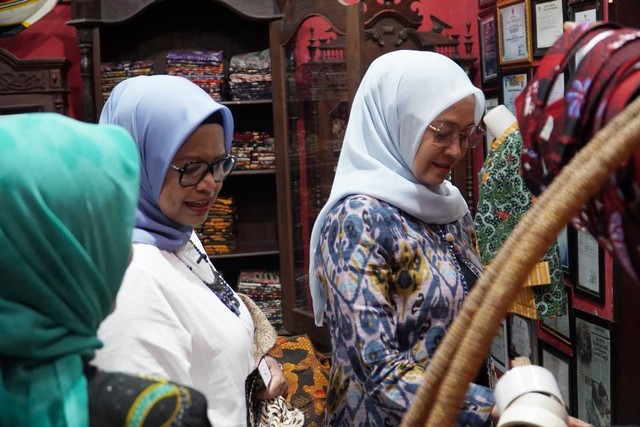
[92,235,255,426]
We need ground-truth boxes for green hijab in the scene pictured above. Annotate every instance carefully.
[0,113,140,426]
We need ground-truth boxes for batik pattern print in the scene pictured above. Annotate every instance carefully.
[314,195,494,427]
[476,127,567,318]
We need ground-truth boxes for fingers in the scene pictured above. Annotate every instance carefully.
[568,415,594,427]
[564,21,577,31]
[257,356,289,400]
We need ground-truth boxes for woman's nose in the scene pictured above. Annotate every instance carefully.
[195,170,220,191]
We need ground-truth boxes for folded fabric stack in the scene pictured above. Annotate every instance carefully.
[166,50,224,101]
[101,60,154,101]
[237,271,283,329]
[231,131,275,170]
[195,196,236,255]
[228,49,272,101]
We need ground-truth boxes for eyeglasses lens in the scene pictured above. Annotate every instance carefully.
[431,123,485,149]
[179,157,236,186]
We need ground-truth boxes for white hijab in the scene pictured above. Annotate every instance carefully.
[309,50,485,325]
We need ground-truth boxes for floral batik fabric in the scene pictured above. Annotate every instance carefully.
[476,123,567,319]
[314,195,494,427]
[515,21,640,283]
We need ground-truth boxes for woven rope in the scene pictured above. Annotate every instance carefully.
[400,95,640,427]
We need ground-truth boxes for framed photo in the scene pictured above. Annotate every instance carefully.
[478,8,499,86]
[508,313,538,364]
[483,90,500,157]
[558,224,577,283]
[567,0,602,24]
[490,318,509,372]
[540,342,574,414]
[574,229,605,303]
[574,310,614,425]
[479,0,497,7]
[501,68,529,115]
[496,0,533,66]
[531,0,565,57]
[541,285,572,345]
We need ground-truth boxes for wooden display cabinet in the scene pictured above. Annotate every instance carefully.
[68,0,282,288]
[0,48,69,115]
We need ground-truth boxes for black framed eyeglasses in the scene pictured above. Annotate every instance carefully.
[427,122,486,149]
[170,155,237,186]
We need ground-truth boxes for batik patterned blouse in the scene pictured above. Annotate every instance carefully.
[314,195,495,427]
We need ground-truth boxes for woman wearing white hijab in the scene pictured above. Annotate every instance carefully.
[309,50,495,426]
[92,75,287,427]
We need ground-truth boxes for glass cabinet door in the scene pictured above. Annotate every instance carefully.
[271,5,358,346]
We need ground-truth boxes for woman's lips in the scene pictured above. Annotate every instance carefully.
[185,199,211,213]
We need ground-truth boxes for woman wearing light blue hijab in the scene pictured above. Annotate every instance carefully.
[0,113,140,426]
[309,50,495,426]
[93,75,288,426]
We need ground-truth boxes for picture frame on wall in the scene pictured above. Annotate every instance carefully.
[574,229,605,303]
[574,310,614,425]
[479,8,499,86]
[540,285,572,345]
[567,0,602,24]
[508,313,538,364]
[501,68,529,115]
[483,90,500,157]
[531,0,565,57]
[496,0,533,66]
[490,318,509,372]
[540,341,574,414]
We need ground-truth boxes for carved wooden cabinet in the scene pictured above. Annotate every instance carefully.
[68,0,283,288]
[0,48,69,115]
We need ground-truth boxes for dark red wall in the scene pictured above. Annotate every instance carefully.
[0,2,82,119]
[0,1,480,120]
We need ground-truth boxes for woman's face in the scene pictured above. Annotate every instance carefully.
[412,96,476,186]
[159,123,226,227]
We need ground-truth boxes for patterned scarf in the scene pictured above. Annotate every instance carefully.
[515,22,640,283]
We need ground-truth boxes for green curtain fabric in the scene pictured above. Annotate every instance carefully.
[0,113,140,426]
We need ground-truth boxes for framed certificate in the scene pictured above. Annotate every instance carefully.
[497,0,533,66]
[531,0,565,57]
[490,318,509,372]
[567,0,602,24]
[479,8,499,85]
[574,310,614,425]
[508,313,538,364]
[501,68,529,115]
[483,90,500,157]
[540,285,572,345]
[574,229,605,303]
[540,342,574,414]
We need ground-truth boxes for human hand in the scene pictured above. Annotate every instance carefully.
[255,356,288,400]
[567,415,593,427]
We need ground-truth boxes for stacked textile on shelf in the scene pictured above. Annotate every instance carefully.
[195,195,236,255]
[228,49,272,101]
[237,271,283,329]
[166,50,225,101]
[100,60,154,101]
[231,131,275,170]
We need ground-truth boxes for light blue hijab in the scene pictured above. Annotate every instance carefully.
[309,50,486,325]
[99,75,234,251]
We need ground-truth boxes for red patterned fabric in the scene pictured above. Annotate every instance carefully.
[515,22,640,283]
